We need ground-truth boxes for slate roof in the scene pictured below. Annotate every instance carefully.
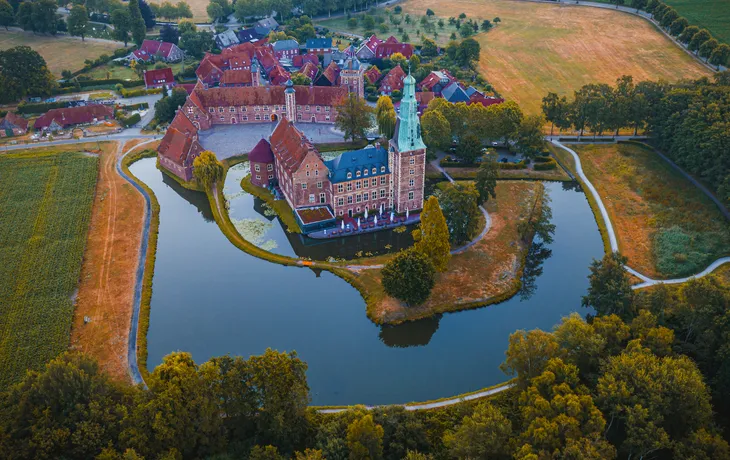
[249,138,275,163]
[238,28,265,43]
[466,86,482,97]
[306,37,333,49]
[257,17,279,29]
[215,30,239,48]
[441,82,470,103]
[272,39,299,51]
[324,146,390,183]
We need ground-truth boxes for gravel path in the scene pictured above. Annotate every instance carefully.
[550,140,730,288]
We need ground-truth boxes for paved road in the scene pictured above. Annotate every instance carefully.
[550,140,730,288]
[0,133,160,153]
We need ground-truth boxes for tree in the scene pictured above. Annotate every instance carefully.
[128,0,146,46]
[178,18,196,34]
[456,133,482,163]
[0,0,13,30]
[28,0,58,34]
[669,17,688,36]
[439,182,480,244]
[290,72,311,85]
[139,0,155,27]
[420,37,437,57]
[501,328,560,386]
[480,19,492,31]
[542,92,569,137]
[678,24,699,44]
[458,22,472,38]
[710,43,730,69]
[193,150,224,189]
[674,429,730,460]
[159,24,180,44]
[0,46,55,103]
[154,87,188,123]
[699,38,719,59]
[381,248,436,306]
[67,4,89,40]
[425,8,434,16]
[659,8,678,28]
[631,0,647,12]
[475,151,498,204]
[250,445,285,460]
[335,93,373,142]
[413,196,451,272]
[207,1,224,21]
[295,449,326,460]
[111,9,131,46]
[443,402,512,458]
[582,252,635,320]
[553,313,606,379]
[180,30,214,58]
[375,95,396,139]
[689,28,712,53]
[420,109,450,151]
[516,114,545,157]
[456,38,480,66]
[347,414,384,460]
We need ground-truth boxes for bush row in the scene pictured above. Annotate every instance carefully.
[119,87,163,98]
[121,102,150,111]
[119,113,142,127]
[533,158,558,171]
[498,160,527,170]
[16,101,69,115]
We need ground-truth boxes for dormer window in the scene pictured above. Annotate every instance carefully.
[347,172,352,179]
[230,107,235,112]
[218,107,224,113]
[380,166,385,172]
[356,171,361,177]
[364,169,368,176]
[187,107,193,114]
[372,168,376,174]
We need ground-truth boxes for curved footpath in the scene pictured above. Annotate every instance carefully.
[550,140,730,289]
[116,138,160,388]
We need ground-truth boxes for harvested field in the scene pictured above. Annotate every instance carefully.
[0,29,125,76]
[70,140,156,382]
[573,143,730,278]
[360,181,541,324]
[400,0,711,113]
[0,148,99,388]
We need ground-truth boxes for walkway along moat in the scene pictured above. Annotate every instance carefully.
[130,158,603,406]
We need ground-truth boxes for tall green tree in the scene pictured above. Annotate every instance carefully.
[381,248,436,306]
[0,0,13,30]
[347,415,384,460]
[0,46,55,103]
[16,1,33,30]
[443,402,512,459]
[699,38,719,60]
[413,196,451,272]
[501,329,560,386]
[689,28,712,53]
[30,0,59,34]
[111,9,131,46]
[439,182,481,245]
[582,252,635,320]
[710,43,730,69]
[67,4,89,40]
[179,30,214,58]
[516,114,545,157]
[678,24,699,44]
[335,93,373,142]
[475,151,498,203]
[669,17,688,36]
[193,150,224,189]
[128,0,146,46]
[375,95,396,139]
[420,109,450,151]
[541,92,569,137]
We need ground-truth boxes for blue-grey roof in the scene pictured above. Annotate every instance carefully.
[307,37,333,49]
[324,147,389,183]
[442,82,470,103]
[466,86,481,97]
[273,39,299,51]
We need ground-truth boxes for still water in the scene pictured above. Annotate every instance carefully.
[130,158,603,405]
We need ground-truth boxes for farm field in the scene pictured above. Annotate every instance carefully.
[572,143,730,278]
[398,0,711,113]
[149,0,208,22]
[0,29,125,77]
[0,148,99,388]
[664,0,730,44]
[79,60,187,81]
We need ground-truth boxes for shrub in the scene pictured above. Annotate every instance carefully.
[533,158,557,170]
[16,101,69,115]
[653,226,723,277]
[498,160,527,170]
[381,248,436,306]
[120,113,142,127]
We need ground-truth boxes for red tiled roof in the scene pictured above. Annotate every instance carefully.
[255,48,278,71]
[416,91,435,106]
[469,94,505,107]
[364,67,382,84]
[190,85,347,108]
[362,34,383,52]
[158,113,203,167]
[180,83,196,95]
[196,56,224,82]
[268,65,290,85]
[384,36,399,44]
[375,43,413,59]
[222,52,252,69]
[292,53,319,68]
[270,119,318,175]
[319,61,340,85]
[144,67,174,87]
[34,105,113,130]
[1,112,28,131]
[379,66,406,92]
[220,69,252,85]
[418,70,455,91]
[137,40,179,60]
[299,61,318,81]
[249,138,274,163]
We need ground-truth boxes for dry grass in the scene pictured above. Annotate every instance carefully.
[401,0,711,114]
[149,0,209,22]
[573,143,730,278]
[0,30,125,76]
[361,181,540,324]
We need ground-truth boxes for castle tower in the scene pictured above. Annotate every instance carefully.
[388,70,427,213]
[284,79,297,122]
[340,57,365,99]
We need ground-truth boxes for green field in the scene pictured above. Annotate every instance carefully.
[664,0,730,44]
[0,151,98,388]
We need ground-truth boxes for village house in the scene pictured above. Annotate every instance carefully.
[249,138,276,187]
[374,40,414,59]
[237,27,268,43]
[256,16,279,30]
[292,53,319,68]
[364,66,382,85]
[214,30,239,49]
[340,58,365,99]
[144,68,175,89]
[220,69,254,87]
[267,65,291,86]
[356,35,383,61]
[441,81,471,103]
[125,39,184,63]
[306,37,334,55]
[196,44,263,87]
[157,112,204,182]
[315,61,340,87]
[379,65,406,94]
[0,112,28,137]
[298,61,319,82]
[272,39,299,60]
[34,105,114,132]
[418,70,457,94]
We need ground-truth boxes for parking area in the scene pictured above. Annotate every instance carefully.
[197,122,346,159]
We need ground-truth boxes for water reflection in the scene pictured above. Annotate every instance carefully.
[379,316,441,347]
[161,170,214,222]
[519,241,553,301]
[562,180,583,193]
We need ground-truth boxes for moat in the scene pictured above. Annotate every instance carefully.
[130,158,603,405]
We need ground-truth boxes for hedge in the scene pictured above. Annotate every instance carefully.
[16,101,70,114]
[533,159,558,171]
[120,113,142,127]
[498,160,527,170]
[61,79,144,89]
[120,87,163,98]
[121,102,150,111]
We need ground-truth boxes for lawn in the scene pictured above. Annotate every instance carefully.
[398,0,711,114]
[664,0,730,44]
[0,149,99,388]
[357,180,541,324]
[0,30,125,77]
[79,60,187,81]
[572,143,730,278]
[317,9,464,46]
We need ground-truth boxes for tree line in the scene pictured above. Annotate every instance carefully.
[2,252,729,459]
[543,72,730,204]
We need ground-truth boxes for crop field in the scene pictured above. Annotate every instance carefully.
[664,0,730,44]
[0,30,125,76]
[397,0,711,113]
[0,150,98,388]
[573,143,730,278]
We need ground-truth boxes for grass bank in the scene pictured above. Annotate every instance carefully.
[240,175,302,233]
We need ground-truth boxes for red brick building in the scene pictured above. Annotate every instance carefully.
[249,138,276,187]
[144,68,175,89]
[34,105,113,131]
[378,66,406,94]
[374,42,414,59]
[157,113,204,182]
[0,112,28,137]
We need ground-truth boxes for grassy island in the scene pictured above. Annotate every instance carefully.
[240,175,302,233]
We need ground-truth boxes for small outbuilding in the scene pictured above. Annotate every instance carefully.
[249,138,275,187]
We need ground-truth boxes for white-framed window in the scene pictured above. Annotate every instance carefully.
[356,171,361,177]
[409,191,414,200]
[255,115,261,121]
[255,164,260,172]
[338,197,344,206]
[315,169,319,176]
[347,172,352,179]
[220,116,225,121]
[255,106,260,111]
[356,194,361,203]
[306,171,310,177]
[325,115,330,121]
[187,106,193,113]
[230,107,235,112]
[346,183,352,191]
[380,189,386,198]
[317,181,323,188]
[243,116,248,121]
[256,175,261,180]
[363,192,368,201]
[325,106,330,112]
[264,106,270,111]
[409,178,415,187]
[380,177,386,185]
[363,169,368,176]
[339,210,344,216]
[218,107,224,113]
[316,106,321,112]
[357,206,361,212]
[302,183,307,189]
[306,105,311,111]
[371,191,377,200]
[371,178,377,186]
[267,164,273,171]
[241,106,247,112]
[297,113,302,119]
[338,184,344,193]
[409,169,415,175]
[347,195,353,204]
[363,180,368,189]
[410,158,415,165]
[356,181,361,190]
[309,194,315,203]
[268,174,273,179]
